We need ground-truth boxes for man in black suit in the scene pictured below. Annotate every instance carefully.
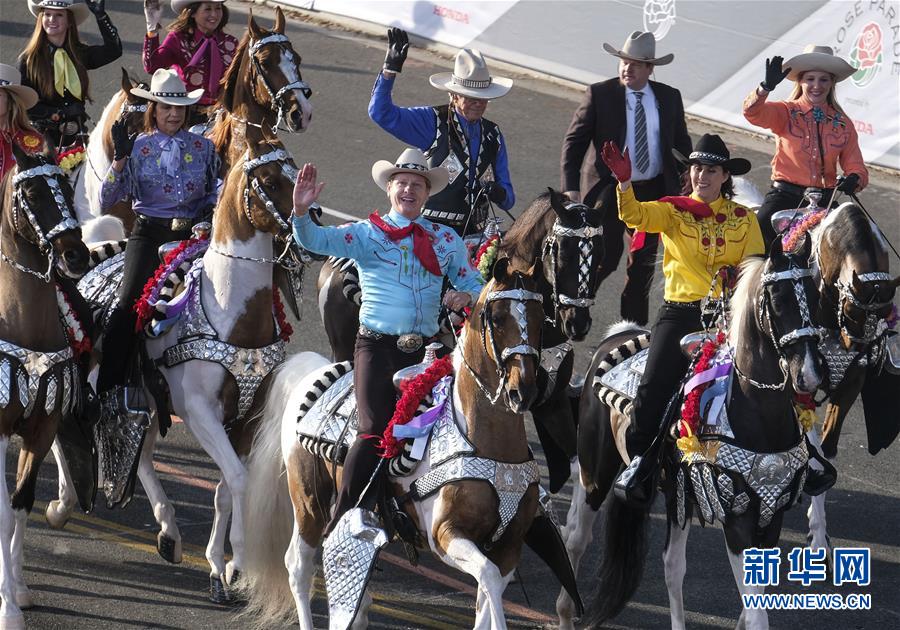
[561,31,692,326]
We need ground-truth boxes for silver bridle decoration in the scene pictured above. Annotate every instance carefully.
[542,206,603,314]
[1,162,79,283]
[248,33,312,134]
[834,271,893,345]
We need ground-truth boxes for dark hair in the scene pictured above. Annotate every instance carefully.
[20,10,90,103]
[168,2,230,35]
[143,101,192,133]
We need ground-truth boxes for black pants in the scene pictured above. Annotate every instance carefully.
[757,185,836,255]
[96,216,192,393]
[627,302,702,459]
[595,175,666,326]
[325,334,424,535]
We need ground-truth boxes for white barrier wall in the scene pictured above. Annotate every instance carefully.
[284,0,900,171]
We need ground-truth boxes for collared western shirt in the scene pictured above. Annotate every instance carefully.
[617,185,764,303]
[293,209,483,336]
[143,29,239,106]
[625,84,662,181]
[742,90,868,190]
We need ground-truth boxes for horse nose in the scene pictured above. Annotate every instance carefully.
[63,247,89,272]
[288,106,306,130]
[506,386,536,414]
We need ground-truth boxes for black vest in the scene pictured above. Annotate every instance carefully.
[423,105,501,235]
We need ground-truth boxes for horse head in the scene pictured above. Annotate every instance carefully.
[234,7,312,133]
[4,145,88,279]
[757,235,823,394]
[118,68,149,135]
[467,256,544,414]
[541,188,604,340]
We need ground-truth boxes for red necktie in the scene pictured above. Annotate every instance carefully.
[368,212,442,276]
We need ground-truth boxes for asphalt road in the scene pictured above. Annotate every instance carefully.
[1,1,898,629]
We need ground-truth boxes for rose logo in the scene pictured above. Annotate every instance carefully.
[643,0,677,40]
[850,22,883,88]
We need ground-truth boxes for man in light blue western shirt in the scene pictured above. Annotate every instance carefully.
[291,147,483,537]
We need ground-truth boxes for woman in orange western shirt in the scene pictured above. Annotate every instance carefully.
[743,44,868,253]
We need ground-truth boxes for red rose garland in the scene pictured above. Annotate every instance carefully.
[272,288,293,342]
[677,331,725,455]
[134,238,201,331]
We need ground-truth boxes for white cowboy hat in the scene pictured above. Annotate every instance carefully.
[785,44,857,83]
[371,147,449,194]
[0,63,38,110]
[429,49,513,100]
[130,68,204,106]
[28,0,91,25]
[602,31,674,66]
[171,0,226,13]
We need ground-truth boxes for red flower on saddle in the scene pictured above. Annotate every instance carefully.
[678,332,726,448]
[272,288,293,342]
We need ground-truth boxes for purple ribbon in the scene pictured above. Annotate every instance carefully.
[683,362,732,396]
[392,376,452,441]
[189,34,225,99]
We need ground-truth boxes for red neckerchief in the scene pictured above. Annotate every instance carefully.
[368,212,442,276]
[659,195,715,218]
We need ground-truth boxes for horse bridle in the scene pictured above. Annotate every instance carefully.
[541,202,603,317]
[0,162,80,282]
[466,278,543,405]
[248,33,312,134]
[834,272,894,346]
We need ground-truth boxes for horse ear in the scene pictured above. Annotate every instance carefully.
[120,67,132,93]
[248,10,264,40]
[891,275,900,289]
[10,142,29,166]
[273,6,285,33]
[769,235,784,258]
[492,256,510,282]
[851,269,862,291]
[547,188,565,215]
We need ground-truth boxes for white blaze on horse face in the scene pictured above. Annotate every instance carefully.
[279,51,312,131]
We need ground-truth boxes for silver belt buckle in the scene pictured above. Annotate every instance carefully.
[396,333,423,354]
[171,217,192,231]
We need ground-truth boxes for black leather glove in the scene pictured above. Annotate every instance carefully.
[482,181,506,205]
[761,56,790,92]
[111,118,137,161]
[835,173,860,194]
[383,28,409,74]
[85,0,106,16]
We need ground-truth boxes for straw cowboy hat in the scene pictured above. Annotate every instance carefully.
[130,68,204,106]
[28,0,90,25]
[603,31,674,66]
[429,49,513,100]
[0,64,38,110]
[171,0,226,13]
[372,147,449,194]
[784,44,857,82]
[672,133,751,176]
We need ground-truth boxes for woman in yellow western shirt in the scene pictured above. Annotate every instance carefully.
[600,133,764,459]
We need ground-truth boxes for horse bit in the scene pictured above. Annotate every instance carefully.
[0,163,79,283]
[542,201,602,318]
[248,33,312,134]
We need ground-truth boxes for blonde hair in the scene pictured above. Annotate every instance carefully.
[20,10,90,103]
[789,71,847,117]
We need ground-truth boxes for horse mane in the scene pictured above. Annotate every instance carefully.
[728,256,765,348]
[499,192,556,267]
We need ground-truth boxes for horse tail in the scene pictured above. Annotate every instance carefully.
[239,351,331,627]
[583,497,651,627]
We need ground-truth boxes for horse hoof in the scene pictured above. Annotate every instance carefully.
[156,532,182,564]
[0,611,25,630]
[44,500,70,530]
[209,576,232,605]
[15,590,33,609]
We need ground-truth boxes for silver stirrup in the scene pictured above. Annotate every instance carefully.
[94,385,151,508]
[322,508,388,630]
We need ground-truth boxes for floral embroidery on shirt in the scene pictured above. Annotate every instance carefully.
[185,181,195,193]
[344,233,353,243]
[183,153,193,163]
[194,140,203,150]
[443,232,453,242]
[141,145,151,156]
[164,184,173,194]
[457,267,468,277]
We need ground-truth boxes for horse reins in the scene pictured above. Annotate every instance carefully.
[248,33,312,135]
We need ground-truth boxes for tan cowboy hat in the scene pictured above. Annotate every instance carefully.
[372,147,449,194]
[785,45,857,82]
[603,31,674,66]
[171,0,226,13]
[131,68,204,106]
[0,64,38,110]
[429,49,513,100]
[28,0,91,25]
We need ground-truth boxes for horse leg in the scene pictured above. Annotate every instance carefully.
[350,590,373,630]
[284,518,318,630]
[805,428,832,556]
[206,477,232,602]
[474,571,513,630]
[0,437,24,629]
[441,536,509,630]
[45,439,77,529]
[136,420,182,564]
[555,473,599,630]
[663,519,691,630]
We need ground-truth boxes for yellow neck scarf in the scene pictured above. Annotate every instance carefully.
[53,48,82,100]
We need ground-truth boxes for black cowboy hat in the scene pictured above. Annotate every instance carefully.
[672,133,751,176]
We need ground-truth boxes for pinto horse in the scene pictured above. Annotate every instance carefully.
[0,146,89,628]
[240,258,547,629]
[559,238,824,630]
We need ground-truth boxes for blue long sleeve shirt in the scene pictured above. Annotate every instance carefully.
[293,210,483,336]
[368,73,515,210]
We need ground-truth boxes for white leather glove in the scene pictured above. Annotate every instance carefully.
[144,0,163,33]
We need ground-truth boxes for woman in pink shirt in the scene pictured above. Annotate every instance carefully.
[743,44,869,253]
[142,0,238,126]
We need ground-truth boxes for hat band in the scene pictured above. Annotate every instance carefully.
[451,75,492,89]
[394,162,427,172]
[0,80,10,87]
[690,151,728,163]
[153,90,189,98]
[40,1,70,7]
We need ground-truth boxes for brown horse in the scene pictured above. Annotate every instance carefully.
[0,146,89,627]
[241,257,546,629]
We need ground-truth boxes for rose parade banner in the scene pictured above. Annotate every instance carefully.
[282,0,899,170]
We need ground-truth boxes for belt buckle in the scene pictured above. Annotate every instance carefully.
[396,333,423,354]
[171,217,192,232]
